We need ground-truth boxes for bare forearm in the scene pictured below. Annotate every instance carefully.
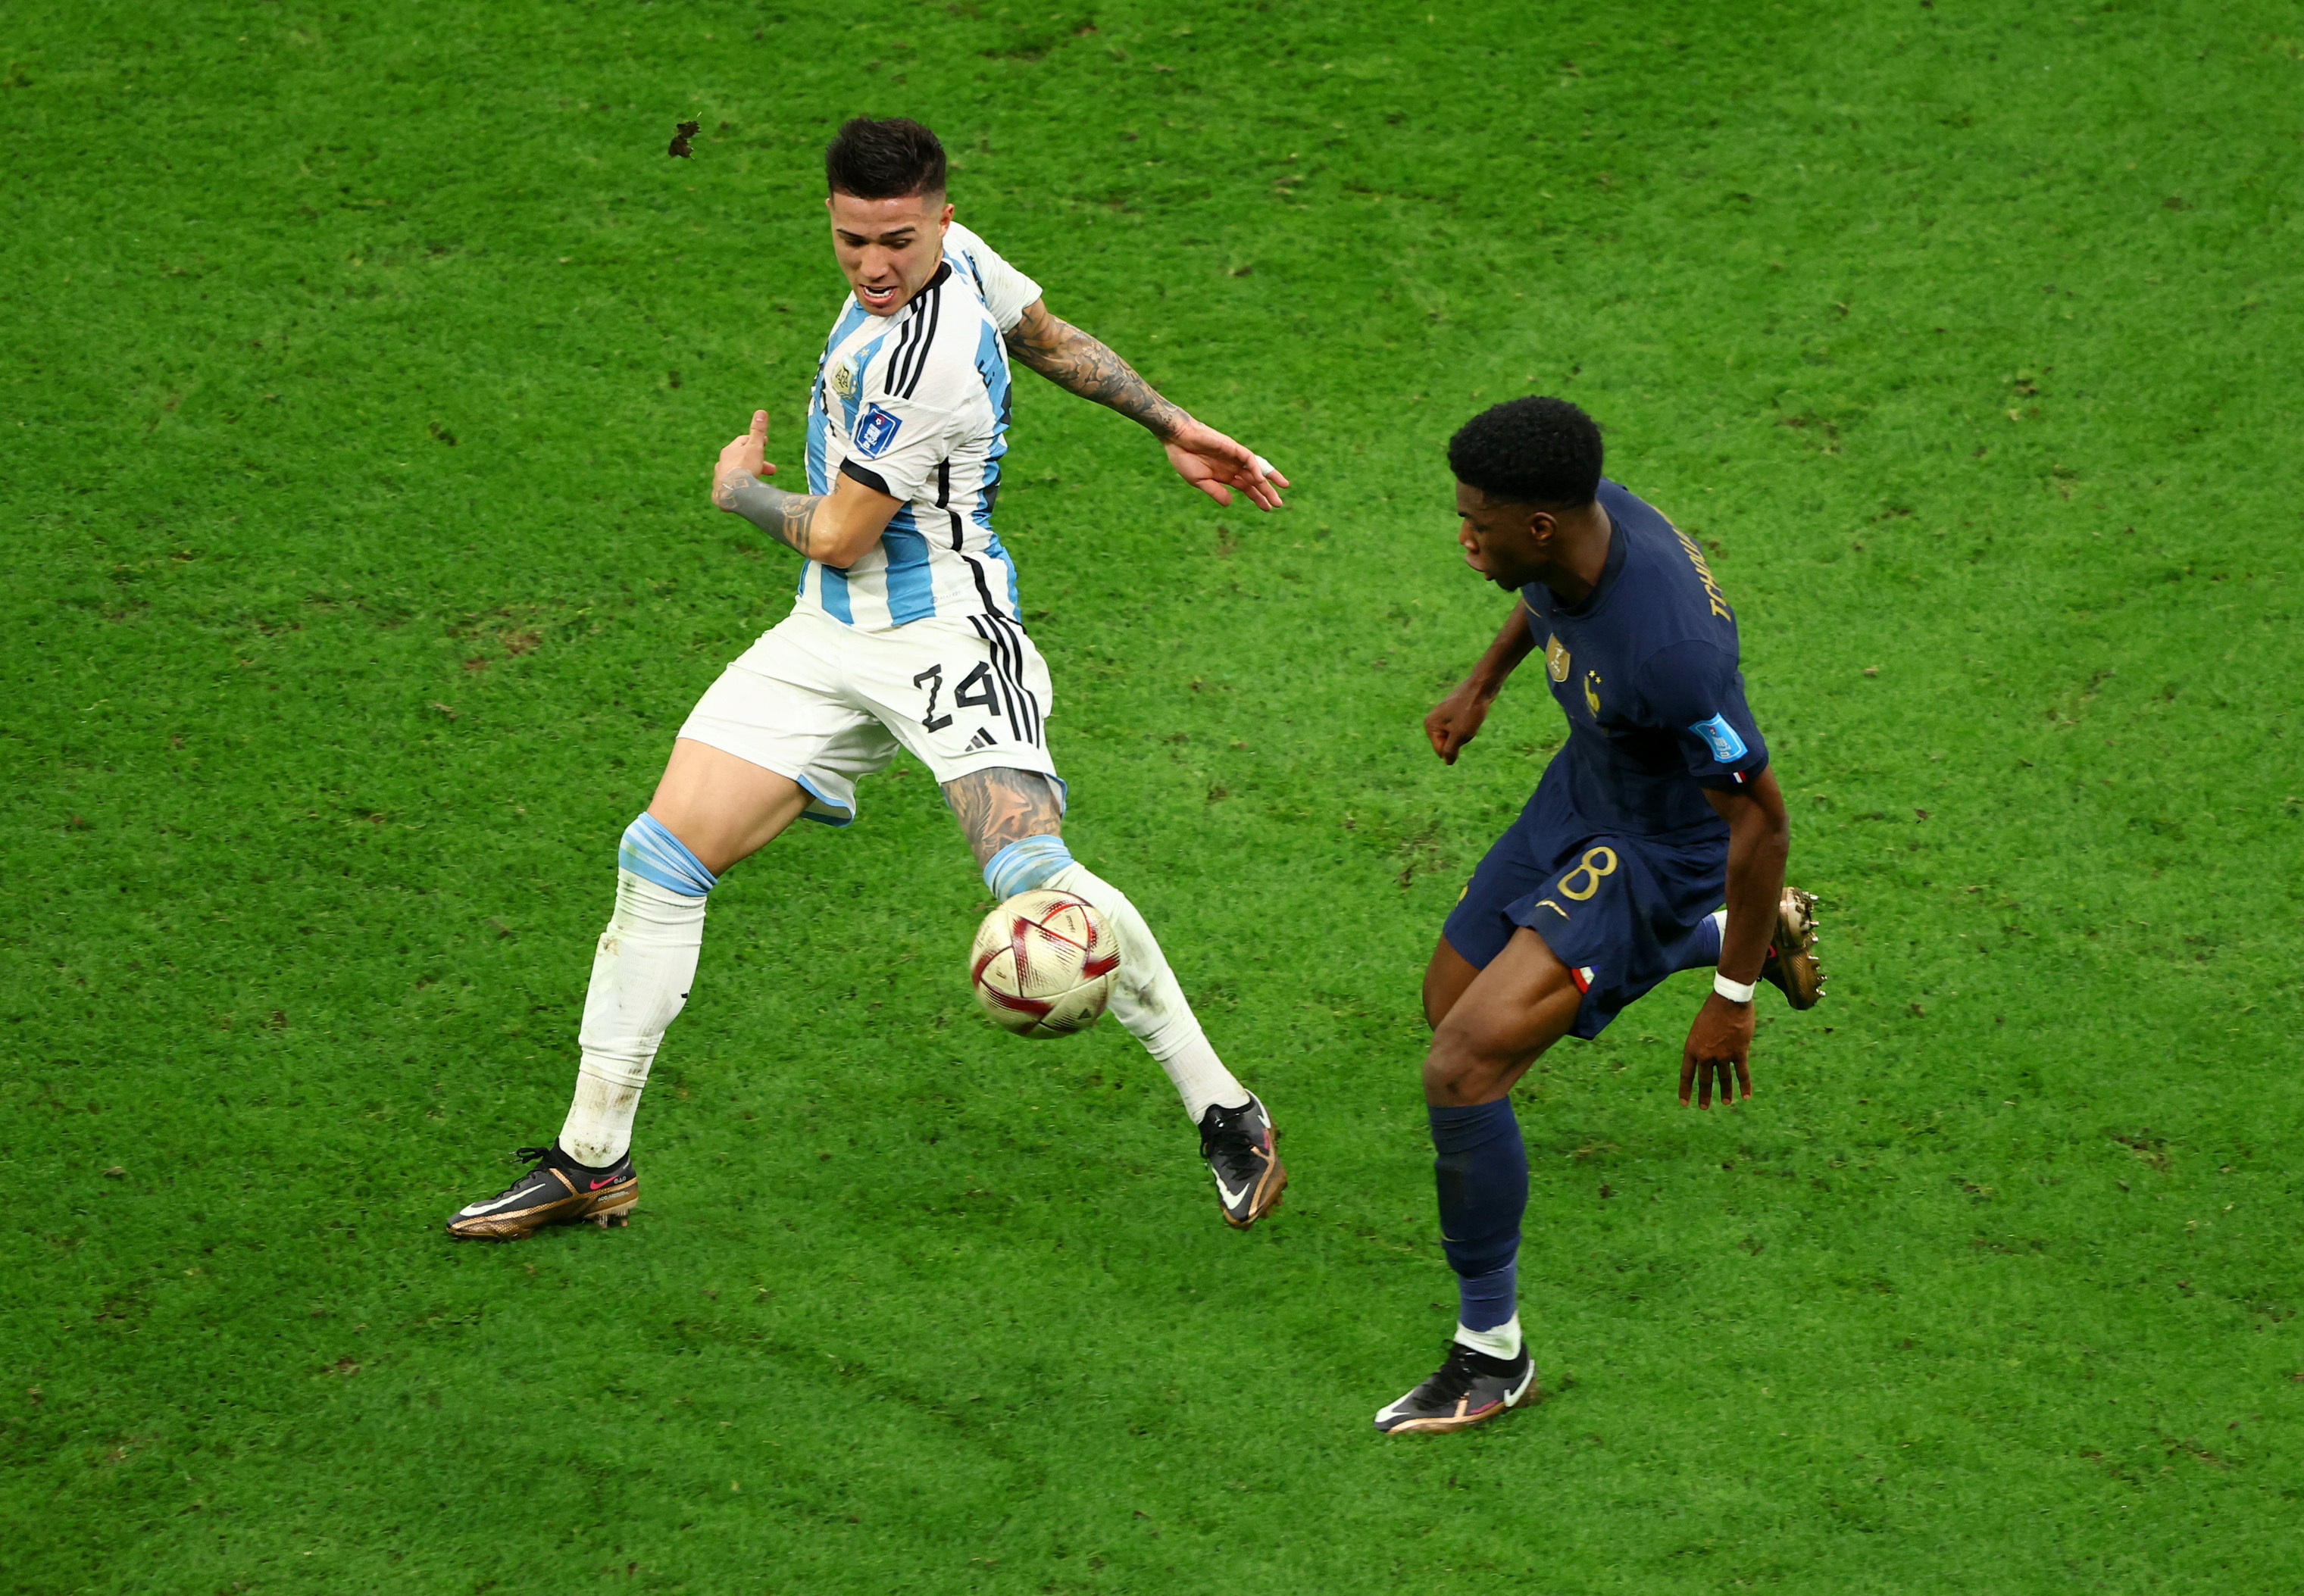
[1718,810,1790,983]
[1005,313,1188,439]
[1466,601,1540,697]
[715,473,827,560]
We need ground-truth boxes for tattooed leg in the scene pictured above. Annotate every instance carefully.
[943,765,1250,1123]
[942,767,1065,868]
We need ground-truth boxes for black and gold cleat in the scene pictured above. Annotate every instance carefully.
[1761,886,1825,1009]
[446,1143,636,1241]
[1199,1094,1287,1229]
[1374,1340,1540,1434]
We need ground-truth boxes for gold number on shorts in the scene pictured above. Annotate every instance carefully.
[1556,847,1618,902]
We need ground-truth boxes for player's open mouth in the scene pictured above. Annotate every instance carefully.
[857,281,902,311]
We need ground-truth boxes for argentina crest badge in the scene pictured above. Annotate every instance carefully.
[852,403,902,458]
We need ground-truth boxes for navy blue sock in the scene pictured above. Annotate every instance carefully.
[1672,908,1725,973]
[1429,1098,1527,1333]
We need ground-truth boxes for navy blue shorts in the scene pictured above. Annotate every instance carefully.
[1441,795,1729,1041]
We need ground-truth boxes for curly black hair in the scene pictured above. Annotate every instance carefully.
[1446,396,1603,507]
[825,117,947,199]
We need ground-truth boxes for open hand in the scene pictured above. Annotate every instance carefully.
[1424,682,1496,765]
[1679,991,1755,1108]
[711,409,777,509]
[1161,417,1287,511]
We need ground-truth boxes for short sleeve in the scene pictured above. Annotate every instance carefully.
[945,223,1040,333]
[835,393,963,504]
[1633,639,1771,788]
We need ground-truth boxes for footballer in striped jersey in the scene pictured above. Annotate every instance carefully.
[448,118,1287,1243]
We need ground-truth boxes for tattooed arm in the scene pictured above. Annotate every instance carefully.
[709,408,899,567]
[943,767,1066,868]
[1004,299,1190,437]
[1002,299,1290,511]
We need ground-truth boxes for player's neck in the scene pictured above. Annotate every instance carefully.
[1533,504,1613,606]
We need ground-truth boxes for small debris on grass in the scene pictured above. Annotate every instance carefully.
[102,1166,125,1178]
[667,119,701,158]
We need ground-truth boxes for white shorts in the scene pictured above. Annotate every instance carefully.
[678,607,1060,826]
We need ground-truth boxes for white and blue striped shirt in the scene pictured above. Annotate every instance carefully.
[796,221,1039,630]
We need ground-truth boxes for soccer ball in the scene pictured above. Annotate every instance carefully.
[968,889,1120,1038]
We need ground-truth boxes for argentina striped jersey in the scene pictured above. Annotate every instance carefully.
[796,221,1039,630]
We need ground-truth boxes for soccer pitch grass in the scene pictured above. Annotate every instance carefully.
[5,0,2301,1588]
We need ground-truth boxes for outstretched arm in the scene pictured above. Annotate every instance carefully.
[1680,768,1792,1108]
[1424,599,1540,764]
[1002,299,1287,511]
[709,408,899,569]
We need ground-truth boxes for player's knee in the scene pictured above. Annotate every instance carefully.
[983,833,1074,900]
[1422,1019,1514,1106]
[618,813,719,898]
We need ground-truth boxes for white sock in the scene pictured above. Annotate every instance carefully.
[1709,907,1727,944]
[560,869,707,1167]
[1045,860,1250,1122]
[1454,1314,1523,1361]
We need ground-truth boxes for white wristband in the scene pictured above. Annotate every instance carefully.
[1713,972,1757,1004]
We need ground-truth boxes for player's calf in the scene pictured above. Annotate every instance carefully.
[958,777,1286,1227]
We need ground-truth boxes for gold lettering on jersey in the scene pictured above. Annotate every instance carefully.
[830,359,861,402]
[1557,846,1619,902]
[1583,669,1603,717]
[1545,633,1571,683]
[1670,526,1733,621]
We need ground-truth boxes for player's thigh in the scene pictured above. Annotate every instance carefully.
[646,738,812,875]
[664,614,893,869]
[1438,806,1555,1001]
[855,616,1064,852]
[941,767,1065,867]
[1421,935,1482,1031]
[1424,928,1586,1107]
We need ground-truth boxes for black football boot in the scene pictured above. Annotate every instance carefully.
[1373,1340,1540,1434]
[445,1142,637,1241]
[1199,1094,1286,1229]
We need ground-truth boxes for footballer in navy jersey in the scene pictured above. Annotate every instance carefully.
[1374,398,1824,1435]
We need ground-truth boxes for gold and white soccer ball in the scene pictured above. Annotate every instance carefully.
[968,889,1120,1038]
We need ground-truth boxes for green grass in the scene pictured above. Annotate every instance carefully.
[6,0,2302,1589]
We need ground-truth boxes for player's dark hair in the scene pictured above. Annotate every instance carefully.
[824,117,948,199]
[1448,396,1604,507]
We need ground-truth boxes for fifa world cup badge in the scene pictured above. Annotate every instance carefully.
[1545,633,1571,683]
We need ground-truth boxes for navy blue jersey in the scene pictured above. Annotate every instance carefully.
[1518,479,1770,841]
